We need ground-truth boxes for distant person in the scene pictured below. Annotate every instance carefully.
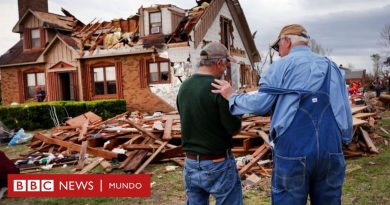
[212,24,352,205]
[35,85,46,102]
[372,77,382,97]
[177,42,243,204]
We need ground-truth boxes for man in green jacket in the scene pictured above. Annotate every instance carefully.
[177,41,243,205]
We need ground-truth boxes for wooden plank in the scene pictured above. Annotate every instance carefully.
[350,106,368,114]
[162,114,180,121]
[119,137,150,169]
[123,144,161,150]
[380,127,389,135]
[242,116,271,123]
[239,144,269,176]
[124,149,149,172]
[121,119,161,141]
[233,134,256,139]
[239,132,259,137]
[162,118,173,141]
[76,140,88,171]
[76,158,104,174]
[242,121,256,130]
[57,125,82,130]
[231,147,258,154]
[66,114,88,127]
[78,121,89,142]
[243,138,251,151]
[353,118,368,126]
[33,133,118,159]
[48,146,55,153]
[92,112,128,128]
[343,150,364,158]
[256,130,270,145]
[369,117,375,128]
[153,146,184,162]
[353,113,376,119]
[135,141,168,174]
[359,127,379,154]
[100,160,113,173]
[83,111,103,124]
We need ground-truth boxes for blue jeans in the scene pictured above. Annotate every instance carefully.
[376,89,381,97]
[183,155,243,205]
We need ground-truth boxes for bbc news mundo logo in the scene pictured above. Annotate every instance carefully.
[8,174,150,197]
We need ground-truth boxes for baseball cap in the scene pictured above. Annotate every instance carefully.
[200,42,237,63]
[270,24,310,52]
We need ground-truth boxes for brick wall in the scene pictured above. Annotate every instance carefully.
[0,64,46,105]
[83,54,175,113]
[18,0,48,19]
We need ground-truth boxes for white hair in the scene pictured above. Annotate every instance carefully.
[283,34,309,46]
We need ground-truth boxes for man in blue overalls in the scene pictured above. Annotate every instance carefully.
[211,24,352,205]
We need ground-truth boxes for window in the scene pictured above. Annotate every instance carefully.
[93,66,116,96]
[26,72,45,99]
[24,28,45,49]
[240,64,246,86]
[220,16,233,49]
[148,60,170,84]
[31,29,41,48]
[149,12,162,34]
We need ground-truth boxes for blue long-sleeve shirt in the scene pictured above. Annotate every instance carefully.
[229,46,353,144]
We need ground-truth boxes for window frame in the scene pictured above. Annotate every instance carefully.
[24,27,45,50]
[220,16,233,49]
[31,28,41,49]
[149,11,162,35]
[23,69,46,100]
[147,58,171,84]
[91,63,117,97]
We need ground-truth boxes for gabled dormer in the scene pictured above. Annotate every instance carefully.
[23,27,46,50]
[12,9,78,51]
[13,10,46,50]
[139,4,185,36]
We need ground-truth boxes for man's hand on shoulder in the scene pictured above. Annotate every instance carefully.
[211,79,235,100]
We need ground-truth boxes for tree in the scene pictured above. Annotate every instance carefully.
[379,24,390,49]
[384,57,390,67]
[371,53,382,77]
[309,39,332,56]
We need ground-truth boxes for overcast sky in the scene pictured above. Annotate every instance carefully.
[0,0,389,72]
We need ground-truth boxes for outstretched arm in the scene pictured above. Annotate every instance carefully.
[212,79,276,116]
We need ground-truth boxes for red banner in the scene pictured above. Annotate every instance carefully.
[8,174,150,197]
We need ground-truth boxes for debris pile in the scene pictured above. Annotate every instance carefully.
[343,105,385,158]
[16,111,270,175]
[9,103,386,181]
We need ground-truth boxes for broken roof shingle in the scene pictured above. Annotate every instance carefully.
[33,11,75,31]
[0,41,43,67]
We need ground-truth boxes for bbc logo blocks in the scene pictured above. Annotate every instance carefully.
[14,180,54,192]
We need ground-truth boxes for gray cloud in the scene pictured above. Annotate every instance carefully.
[304,4,390,67]
[1,0,389,71]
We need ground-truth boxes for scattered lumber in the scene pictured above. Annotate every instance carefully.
[76,158,104,174]
[359,127,379,154]
[239,144,270,176]
[18,106,384,179]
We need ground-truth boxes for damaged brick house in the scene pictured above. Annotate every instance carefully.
[0,0,260,113]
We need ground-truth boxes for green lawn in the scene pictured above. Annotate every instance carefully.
[1,115,390,205]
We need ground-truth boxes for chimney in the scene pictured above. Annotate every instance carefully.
[18,0,48,19]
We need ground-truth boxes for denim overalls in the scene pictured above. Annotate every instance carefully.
[261,61,346,205]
